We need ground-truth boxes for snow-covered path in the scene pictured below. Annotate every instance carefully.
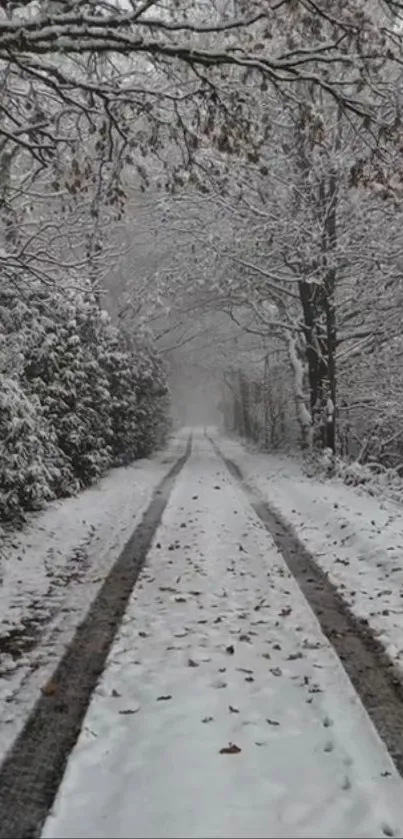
[0,431,188,765]
[42,433,403,839]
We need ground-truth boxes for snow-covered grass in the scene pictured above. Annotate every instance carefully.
[43,435,403,839]
[215,432,403,677]
[0,431,188,764]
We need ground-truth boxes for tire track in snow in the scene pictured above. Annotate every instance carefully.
[0,436,192,839]
[210,433,403,781]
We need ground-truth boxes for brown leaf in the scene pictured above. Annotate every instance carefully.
[270,667,282,677]
[157,694,172,701]
[266,718,280,726]
[245,676,254,683]
[111,689,121,698]
[188,658,199,668]
[280,606,292,617]
[41,681,58,697]
[229,705,239,714]
[202,716,214,723]
[225,644,235,655]
[219,743,241,754]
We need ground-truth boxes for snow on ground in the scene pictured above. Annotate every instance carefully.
[215,432,403,676]
[43,434,403,839]
[0,430,188,763]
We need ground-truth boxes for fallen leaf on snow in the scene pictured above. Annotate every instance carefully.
[111,689,121,698]
[119,708,140,715]
[219,743,241,754]
[237,667,253,675]
[266,718,280,726]
[226,644,235,655]
[229,705,239,714]
[188,659,199,668]
[270,667,282,677]
[157,695,172,701]
[245,676,254,683]
[41,681,58,697]
[202,716,214,723]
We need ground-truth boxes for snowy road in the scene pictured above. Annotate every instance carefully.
[40,432,403,839]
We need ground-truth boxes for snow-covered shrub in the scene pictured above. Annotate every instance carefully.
[0,376,59,525]
[0,277,171,526]
[97,326,140,465]
[22,288,113,487]
[131,342,171,457]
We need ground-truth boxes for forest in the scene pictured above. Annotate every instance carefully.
[1,0,403,526]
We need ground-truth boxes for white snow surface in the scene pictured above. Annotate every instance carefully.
[0,431,188,762]
[215,431,403,673]
[43,433,403,839]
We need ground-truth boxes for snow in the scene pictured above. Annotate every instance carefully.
[0,430,188,764]
[43,433,403,839]
[215,432,403,677]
